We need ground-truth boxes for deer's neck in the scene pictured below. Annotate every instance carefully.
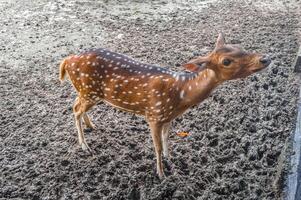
[174,69,220,109]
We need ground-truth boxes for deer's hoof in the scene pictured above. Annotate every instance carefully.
[81,142,92,153]
[158,174,166,180]
[157,171,166,180]
[87,122,96,130]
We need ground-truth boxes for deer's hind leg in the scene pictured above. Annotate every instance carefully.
[73,97,96,152]
[74,97,95,129]
[83,113,95,129]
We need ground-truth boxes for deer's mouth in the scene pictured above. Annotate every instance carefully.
[251,68,263,73]
[251,65,270,74]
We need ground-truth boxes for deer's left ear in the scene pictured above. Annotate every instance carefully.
[183,56,209,72]
[183,63,200,72]
[183,62,207,73]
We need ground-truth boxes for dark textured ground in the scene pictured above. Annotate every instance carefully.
[1,0,301,199]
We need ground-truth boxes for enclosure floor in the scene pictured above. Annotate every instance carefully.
[0,0,301,199]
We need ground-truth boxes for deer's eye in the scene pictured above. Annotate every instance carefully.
[222,59,232,66]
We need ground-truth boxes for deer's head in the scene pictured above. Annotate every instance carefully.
[184,33,271,81]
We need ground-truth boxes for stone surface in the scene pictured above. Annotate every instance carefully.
[0,0,300,199]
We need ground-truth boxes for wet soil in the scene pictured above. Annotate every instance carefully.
[1,0,301,199]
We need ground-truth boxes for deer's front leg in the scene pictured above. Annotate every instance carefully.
[148,122,165,179]
[162,122,171,158]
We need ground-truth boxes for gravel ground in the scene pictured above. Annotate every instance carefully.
[1,0,301,199]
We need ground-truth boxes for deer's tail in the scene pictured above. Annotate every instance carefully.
[60,55,72,83]
[59,58,68,83]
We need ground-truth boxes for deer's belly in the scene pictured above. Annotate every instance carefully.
[102,98,145,115]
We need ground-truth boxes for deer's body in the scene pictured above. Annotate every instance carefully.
[60,34,271,178]
[61,48,218,122]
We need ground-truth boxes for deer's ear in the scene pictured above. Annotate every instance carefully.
[215,33,226,49]
[183,62,207,73]
[183,63,200,72]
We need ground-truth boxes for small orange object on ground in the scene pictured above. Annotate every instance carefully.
[177,132,189,138]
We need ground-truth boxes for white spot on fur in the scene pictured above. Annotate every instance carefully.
[156,102,162,106]
[180,90,185,99]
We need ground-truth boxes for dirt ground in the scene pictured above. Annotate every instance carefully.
[1,0,301,199]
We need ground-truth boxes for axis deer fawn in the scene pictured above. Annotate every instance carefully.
[59,34,271,178]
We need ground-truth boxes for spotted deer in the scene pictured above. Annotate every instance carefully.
[59,34,271,178]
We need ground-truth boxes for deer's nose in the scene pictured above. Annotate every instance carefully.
[259,56,271,66]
